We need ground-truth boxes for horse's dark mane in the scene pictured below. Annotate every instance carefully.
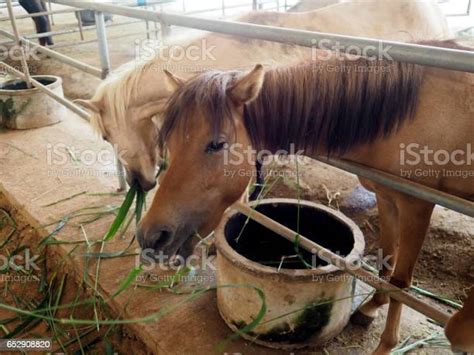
[159,40,471,155]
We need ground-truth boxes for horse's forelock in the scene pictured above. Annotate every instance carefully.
[159,70,239,151]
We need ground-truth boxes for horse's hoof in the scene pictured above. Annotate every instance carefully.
[371,343,392,355]
[351,309,376,326]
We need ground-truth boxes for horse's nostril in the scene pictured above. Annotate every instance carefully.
[151,228,172,251]
[136,225,174,251]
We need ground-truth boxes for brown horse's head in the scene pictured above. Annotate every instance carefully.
[137,65,265,259]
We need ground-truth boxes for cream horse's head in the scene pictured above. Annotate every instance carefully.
[75,65,182,191]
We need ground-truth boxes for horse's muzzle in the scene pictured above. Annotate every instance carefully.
[126,171,156,191]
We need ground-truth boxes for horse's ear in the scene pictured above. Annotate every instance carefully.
[228,64,264,105]
[74,99,102,114]
[163,69,185,91]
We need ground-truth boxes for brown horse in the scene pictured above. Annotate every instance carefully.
[75,1,450,191]
[137,42,474,353]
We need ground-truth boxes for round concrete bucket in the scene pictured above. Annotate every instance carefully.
[215,198,365,349]
[0,76,65,130]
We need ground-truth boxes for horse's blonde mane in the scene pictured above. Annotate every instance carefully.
[89,59,158,135]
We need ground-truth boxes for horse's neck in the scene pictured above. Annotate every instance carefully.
[132,64,172,105]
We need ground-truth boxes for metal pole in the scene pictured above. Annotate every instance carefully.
[318,157,474,218]
[94,11,111,79]
[152,5,159,39]
[160,20,171,42]
[144,3,151,40]
[50,0,474,73]
[94,10,127,192]
[49,29,157,49]
[0,19,143,44]
[6,0,32,88]
[252,0,257,10]
[221,0,225,17]
[48,0,55,26]
[76,11,84,41]
[0,8,75,22]
[0,29,102,77]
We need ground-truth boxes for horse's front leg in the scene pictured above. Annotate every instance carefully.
[352,191,400,324]
[445,287,474,353]
[374,196,434,355]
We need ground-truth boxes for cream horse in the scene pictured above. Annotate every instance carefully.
[76,0,450,191]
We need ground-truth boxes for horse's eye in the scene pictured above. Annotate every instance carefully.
[205,141,227,154]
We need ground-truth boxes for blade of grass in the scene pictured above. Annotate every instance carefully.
[103,185,137,241]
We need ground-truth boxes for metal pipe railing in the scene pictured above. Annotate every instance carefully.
[94,10,127,190]
[0,29,102,78]
[0,8,76,22]
[6,0,32,88]
[0,19,144,45]
[51,0,474,73]
[318,157,474,218]
[49,29,160,49]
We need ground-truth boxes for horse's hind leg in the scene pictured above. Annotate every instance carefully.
[352,192,400,325]
[374,196,434,355]
[445,287,474,352]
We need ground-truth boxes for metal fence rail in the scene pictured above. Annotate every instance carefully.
[51,0,474,73]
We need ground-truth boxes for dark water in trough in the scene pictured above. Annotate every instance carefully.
[225,203,355,269]
[0,78,56,91]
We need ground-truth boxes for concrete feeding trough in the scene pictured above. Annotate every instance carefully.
[215,198,365,349]
[0,76,65,130]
